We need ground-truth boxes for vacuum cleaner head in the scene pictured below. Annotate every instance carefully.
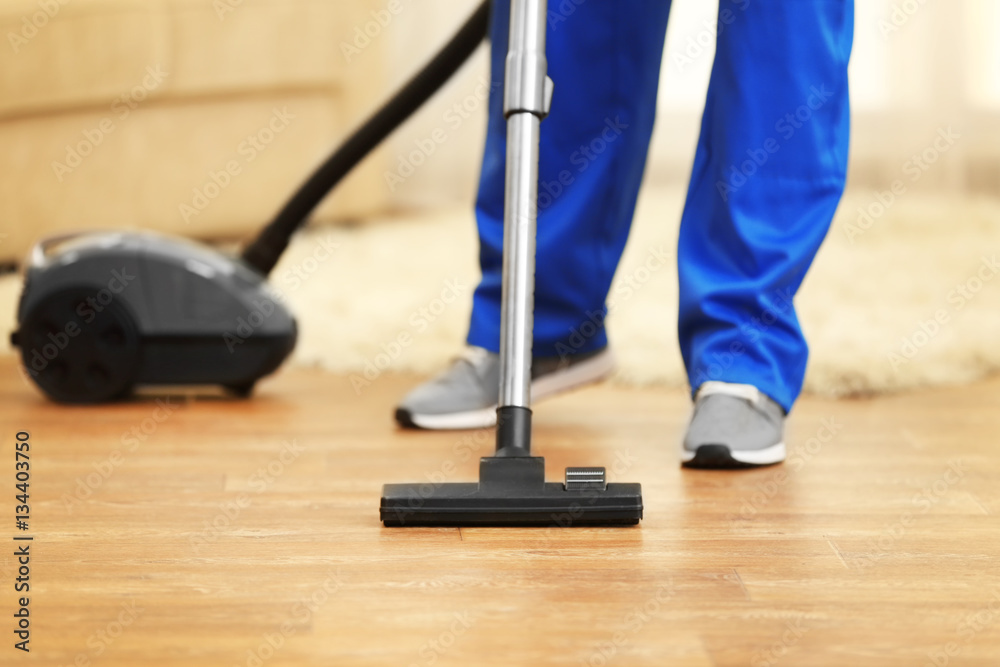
[381,407,643,527]
[11,231,296,403]
[381,457,643,527]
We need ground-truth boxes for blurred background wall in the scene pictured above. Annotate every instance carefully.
[0,0,394,262]
[387,0,1000,207]
[1,0,997,263]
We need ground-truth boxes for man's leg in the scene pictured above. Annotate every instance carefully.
[678,0,854,466]
[395,0,671,429]
[469,0,671,357]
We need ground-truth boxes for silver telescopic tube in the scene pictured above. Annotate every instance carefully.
[498,0,549,409]
[498,113,540,408]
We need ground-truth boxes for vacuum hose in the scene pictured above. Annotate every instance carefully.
[241,0,492,276]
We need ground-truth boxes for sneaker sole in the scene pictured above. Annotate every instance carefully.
[680,442,786,469]
[397,349,616,431]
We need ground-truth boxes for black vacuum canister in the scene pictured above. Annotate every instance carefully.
[11,231,296,403]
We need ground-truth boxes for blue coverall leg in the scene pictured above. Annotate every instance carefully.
[467,0,855,413]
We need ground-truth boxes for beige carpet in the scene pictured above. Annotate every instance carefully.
[3,186,1000,398]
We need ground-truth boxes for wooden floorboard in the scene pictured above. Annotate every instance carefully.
[2,356,999,666]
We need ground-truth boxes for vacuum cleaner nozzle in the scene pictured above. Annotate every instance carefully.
[380,408,643,527]
[380,457,642,527]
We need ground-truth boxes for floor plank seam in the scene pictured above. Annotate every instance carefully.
[826,536,851,569]
[966,493,991,515]
[702,636,720,667]
[732,568,751,601]
[900,428,924,450]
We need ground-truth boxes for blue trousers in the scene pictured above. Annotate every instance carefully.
[467,0,854,412]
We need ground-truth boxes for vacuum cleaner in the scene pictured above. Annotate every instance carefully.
[379,0,644,527]
[10,2,491,403]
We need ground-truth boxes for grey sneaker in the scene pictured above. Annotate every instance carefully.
[395,345,615,430]
[681,381,786,469]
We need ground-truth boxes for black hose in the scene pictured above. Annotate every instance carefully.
[241,0,492,276]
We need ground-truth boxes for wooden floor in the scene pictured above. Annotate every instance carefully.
[3,356,1000,666]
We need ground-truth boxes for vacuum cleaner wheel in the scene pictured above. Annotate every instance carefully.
[19,288,140,403]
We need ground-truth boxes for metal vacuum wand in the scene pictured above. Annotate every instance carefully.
[495,0,553,457]
[379,0,643,527]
